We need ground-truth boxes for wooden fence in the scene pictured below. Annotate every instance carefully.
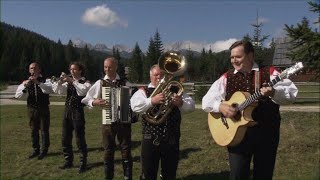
[187,82,320,103]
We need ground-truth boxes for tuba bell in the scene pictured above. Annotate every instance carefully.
[143,51,187,125]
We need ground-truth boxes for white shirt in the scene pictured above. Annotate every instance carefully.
[15,78,53,99]
[52,77,91,96]
[81,74,123,108]
[202,63,298,113]
[130,83,195,114]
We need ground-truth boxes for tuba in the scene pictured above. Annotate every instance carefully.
[143,51,187,125]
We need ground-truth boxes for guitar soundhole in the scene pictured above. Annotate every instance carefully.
[231,103,241,121]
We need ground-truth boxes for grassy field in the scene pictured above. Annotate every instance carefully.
[0,106,319,180]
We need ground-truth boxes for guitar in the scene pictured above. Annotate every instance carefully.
[208,62,304,147]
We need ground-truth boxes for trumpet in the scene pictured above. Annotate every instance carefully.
[50,72,71,83]
[25,73,36,86]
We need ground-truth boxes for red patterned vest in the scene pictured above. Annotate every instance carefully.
[225,66,281,127]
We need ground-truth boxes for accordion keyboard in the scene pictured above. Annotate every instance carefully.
[101,84,131,125]
[102,86,112,124]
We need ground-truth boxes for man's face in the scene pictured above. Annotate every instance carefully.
[69,64,82,78]
[104,59,117,77]
[230,45,253,72]
[29,63,40,76]
[150,67,164,86]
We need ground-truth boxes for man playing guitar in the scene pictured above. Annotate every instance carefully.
[202,40,298,180]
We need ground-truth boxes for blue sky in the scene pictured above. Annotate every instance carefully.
[1,0,318,52]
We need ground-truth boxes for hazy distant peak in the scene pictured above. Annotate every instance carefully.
[71,38,93,49]
[112,44,132,52]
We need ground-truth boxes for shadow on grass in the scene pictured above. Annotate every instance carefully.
[87,146,103,152]
[179,171,230,180]
[85,140,141,153]
[46,151,62,157]
[86,155,140,171]
[180,147,201,160]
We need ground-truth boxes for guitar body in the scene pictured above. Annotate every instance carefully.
[208,91,258,147]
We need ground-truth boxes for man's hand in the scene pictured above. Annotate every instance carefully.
[219,103,237,118]
[64,76,74,83]
[24,76,39,86]
[171,93,183,107]
[260,82,275,97]
[92,99,110,108]
[151,93,165,105]
[23,80,31,87]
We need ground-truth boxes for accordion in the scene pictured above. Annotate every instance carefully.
[101,81,131,125]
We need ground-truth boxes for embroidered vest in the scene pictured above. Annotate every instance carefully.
[226,66,280,126]
[26,76,49,108]
[141,87,182,140]
[65,78,86,109]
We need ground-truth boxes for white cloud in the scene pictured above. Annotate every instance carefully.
[164,38,238,53]
[81,4,128,28]
[206,38,238,52]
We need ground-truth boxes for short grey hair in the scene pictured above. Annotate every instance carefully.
[149,64,159,75]
[104,57,118,66]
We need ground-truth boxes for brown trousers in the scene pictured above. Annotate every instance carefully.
[102,123,132,161]
[102,123,132,179]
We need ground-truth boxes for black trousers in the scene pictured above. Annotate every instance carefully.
[62,107,87,162]
[227,124,280,180]
[140,135,180,180]
[28,106,50,153]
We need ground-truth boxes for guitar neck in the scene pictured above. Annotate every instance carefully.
[238,75,282,111]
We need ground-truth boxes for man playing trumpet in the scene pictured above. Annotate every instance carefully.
[15,62,53,160]
[52,62,91,173]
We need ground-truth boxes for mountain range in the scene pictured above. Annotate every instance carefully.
[71,38,204,57]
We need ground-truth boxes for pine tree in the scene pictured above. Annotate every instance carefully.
[244,10,270,65]
[128,43,143,83]
[285,3,320,76]
[153,29,164,60]
[65,40,77,65]
[144,37,157,82]
[19,49,30,80]
[143,30,165,82]
[186,46,195,81]
[251,10,269,48]
[55,40,67,75]
[207,48,217,81]
[112,47,126,80]
[199,48,208,81]
[79,45,93,79]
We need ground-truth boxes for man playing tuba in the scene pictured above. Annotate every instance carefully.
[130,63,195,180]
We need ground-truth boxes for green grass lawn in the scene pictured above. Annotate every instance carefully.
[0,106,319,180]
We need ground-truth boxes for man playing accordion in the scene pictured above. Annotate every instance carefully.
[82,57,135,180]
